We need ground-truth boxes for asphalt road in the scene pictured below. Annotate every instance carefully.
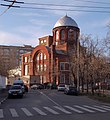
[0,89,110,120]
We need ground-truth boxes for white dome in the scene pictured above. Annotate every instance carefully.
[54,15,78,28]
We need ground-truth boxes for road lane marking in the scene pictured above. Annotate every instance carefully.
[39,91,63,108]
[10,108,19,117]
[21,108,33,116]
[102,105,110,109]
[64,106,84,113]
[32,107,47,115]
[93,105,110,111]
[43,107,59,114]
[83,105,106,112]
[74,105,95,113]
[0,109,3,118]
[54,106,71,114]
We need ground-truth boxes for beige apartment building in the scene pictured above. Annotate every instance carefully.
[0,45,34,76]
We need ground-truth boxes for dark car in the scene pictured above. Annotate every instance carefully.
[64,86,78,95]
[8,85,23,98]
[36,84,44,89]
[13,80,25,94]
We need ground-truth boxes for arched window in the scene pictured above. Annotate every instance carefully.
[68,29,74,40]
[44,64,46,71]
[61,30,65,40]
[44,54,46,60]
[37,55,39,60]
[56,31,59,40]
[40,53,43,60]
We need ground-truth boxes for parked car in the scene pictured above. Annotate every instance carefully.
[64,86,78,95]
[57,84,65,91]
[31,84,44,90]
[8,85,23,98]
[36,84,44,89]
[31,85,38,90]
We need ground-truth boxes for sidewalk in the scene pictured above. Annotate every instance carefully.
[0,89,8,104]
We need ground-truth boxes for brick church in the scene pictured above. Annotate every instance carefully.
[21,15,80,87]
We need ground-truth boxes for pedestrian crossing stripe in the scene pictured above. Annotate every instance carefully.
[43,107,59,114]
[0,105,110,118]
[74,105,95,113]
[21,108,33,116]
[0,109,3,118]
[32,107,47,115]
[83,105,106,112]
[10,108,19,117]
[93,105,110,111]
[64,106,84,113]
[54,106,72,114]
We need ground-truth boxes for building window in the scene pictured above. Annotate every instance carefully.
[37,54,39,60]
[3,49,10,55]
[60,62,70,71]
[44,54,46,59]
[60,63,65,70]
[68,29,74,40]
[37,65,39,71]
[24,65,28,75]
[27,56,31,62]
[40,53,43,60]
[60,40,65,44]
[56,41,58,46]
[44,40,46,43]
[25,57,27,62]
[41,40,43,44]
[65,63,69,70]
[37,53,43,60]
[56,31,59,40]
[40,64,43,71]
[43,76,46,83]
[74,32,77,40]
[60,74,65,83]
[61,30,65,40]
[19,49,24,53]
[44,64,46,71]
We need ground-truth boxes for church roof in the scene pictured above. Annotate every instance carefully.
[54,15,78,28]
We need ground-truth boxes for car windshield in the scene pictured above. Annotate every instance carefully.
[11,86,21,89]
[13,83,24,86]
[59,84,65,87]
[69,87,76,90]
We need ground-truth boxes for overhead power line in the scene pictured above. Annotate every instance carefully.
[0,0,16,16]
[73,0,110,5]
[1,4,110,14]
[2,0,110,5]
[1,0,110,14]
[2,0,110,9]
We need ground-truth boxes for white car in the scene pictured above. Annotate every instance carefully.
[31,85,38,90]
[57,84,65,91]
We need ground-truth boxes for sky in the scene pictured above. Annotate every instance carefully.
[0,0,110,47]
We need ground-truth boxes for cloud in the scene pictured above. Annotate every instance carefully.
[0,31,38,46]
